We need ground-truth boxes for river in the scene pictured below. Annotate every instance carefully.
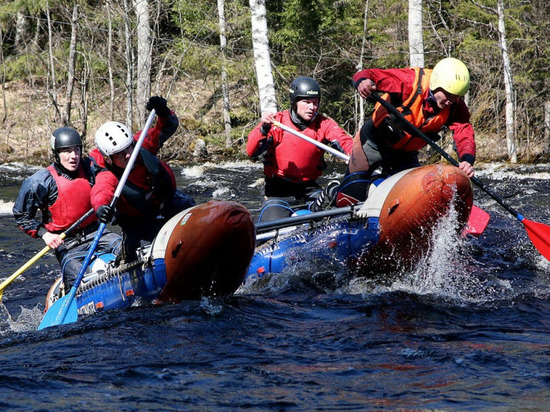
[0,160,549,410]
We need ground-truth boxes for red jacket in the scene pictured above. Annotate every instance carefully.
[45,165,97,232]
[353,67,476,164]
[247,110,353,183]
[90,114,178,219]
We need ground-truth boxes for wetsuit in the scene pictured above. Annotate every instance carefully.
[13,159,121,289]
[349,67,476,176]
[247,108,352,220]
[90,111,195,261]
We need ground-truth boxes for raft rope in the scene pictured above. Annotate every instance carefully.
[77,255,147,295]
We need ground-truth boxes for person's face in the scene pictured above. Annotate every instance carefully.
[295,97,320,121]
[110,145,133,169]
[58,146,81,172]
[433,89,460,109]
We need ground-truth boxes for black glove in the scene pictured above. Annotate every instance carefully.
[96,205,114,224]
[146,96,170,117]
[260,122,272,136]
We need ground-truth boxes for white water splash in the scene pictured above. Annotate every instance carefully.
[0,303,43,334]
[389,205,512,304]
[0,200,14,215]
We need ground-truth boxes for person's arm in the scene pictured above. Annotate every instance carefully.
[449,100,476,177]
[246,111,279,158]
[90,169,118,212]
[320,118,354,156]
[353,68,415,100]
[12,169,65,248]
[140,96,179,154]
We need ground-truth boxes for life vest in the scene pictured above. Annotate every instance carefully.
[117,147,176,218]
[45,165,97,232]
[372,68,451,151]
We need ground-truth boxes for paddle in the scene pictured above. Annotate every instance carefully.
[38,109,157,330]
[0,208,95,302]
[256,203,364,233]
[272,120,350,162]
[272,117,489,237]
[370,91,550,259]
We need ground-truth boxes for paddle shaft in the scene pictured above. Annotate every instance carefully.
[256,204,363,233]
[270,110,487,236]
[0,208,95,299]
[370,92,524,221]
[272,120,350,162]
[39,109,156,329]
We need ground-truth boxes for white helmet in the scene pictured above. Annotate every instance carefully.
[94,121,133,157]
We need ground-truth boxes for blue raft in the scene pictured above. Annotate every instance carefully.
[45,200,256,317]
[246,164,475,280]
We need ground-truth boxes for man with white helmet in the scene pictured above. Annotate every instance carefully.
[89,96,195,262]
[349,57,476,179]
[13,127,121,291]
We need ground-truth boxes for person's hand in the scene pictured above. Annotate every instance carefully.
[260,111,275,124]
[146,96,170,117]
[458,161,474,178]
[42,232,64,249]
[96,205,114,223]
[259,111,276,136]
[357,78,376,99]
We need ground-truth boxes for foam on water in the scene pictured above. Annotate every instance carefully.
[0,200,14,215]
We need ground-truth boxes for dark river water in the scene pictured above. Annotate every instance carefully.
[0,160,549,410]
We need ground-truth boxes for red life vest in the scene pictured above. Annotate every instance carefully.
[45,165,97,232]
[372,67,451,151]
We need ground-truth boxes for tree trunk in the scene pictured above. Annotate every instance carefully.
[63,4,78,127]
[497,0,516,163]
[123,0,134,129]
[46,0,60,121]
[249,0,277,115]
[217,0,232,148]
[408,0,424,67]
[15,10,30,53]
[355,0,370,132]
[106,0,115,119]
[544,101,550,154]
[134,0,152,123]
[0,25,6,124]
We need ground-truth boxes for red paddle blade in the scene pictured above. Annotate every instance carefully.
[522,218,550,261]
[463,205,490,237]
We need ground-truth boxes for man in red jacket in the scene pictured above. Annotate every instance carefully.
[349,57,476,179]
[13,127,121,291]
[247,76,353,220]
[89,97,195,262]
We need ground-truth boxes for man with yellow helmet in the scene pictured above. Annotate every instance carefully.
[349,57,475,179]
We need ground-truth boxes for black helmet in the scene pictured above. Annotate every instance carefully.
[289,76,321,106]
[50,127,82,153]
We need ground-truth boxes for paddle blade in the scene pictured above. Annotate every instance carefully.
[463,205,490,237]
[522,219,550,261]
[38,295,78,330]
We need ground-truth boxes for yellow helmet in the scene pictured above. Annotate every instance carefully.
[429,57,470,96]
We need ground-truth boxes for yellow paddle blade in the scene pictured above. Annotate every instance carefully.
[0,244,53,302]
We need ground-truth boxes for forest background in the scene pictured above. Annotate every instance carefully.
[0,0,548,166]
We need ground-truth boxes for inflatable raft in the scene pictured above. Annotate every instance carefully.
[45,200,256,316]
[247,164,474,280]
